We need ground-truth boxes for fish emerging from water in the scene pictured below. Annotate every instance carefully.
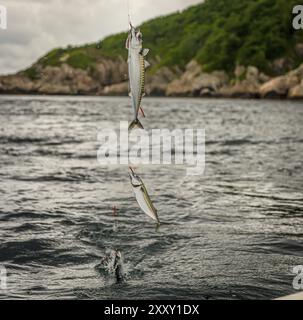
[126,24,150,130]
[129,167,160,224]
[99,249,126,283]
[114,250,125,283]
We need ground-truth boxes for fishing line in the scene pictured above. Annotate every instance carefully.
[127,0,132,27]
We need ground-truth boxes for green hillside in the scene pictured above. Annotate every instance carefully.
[28,0,303,77]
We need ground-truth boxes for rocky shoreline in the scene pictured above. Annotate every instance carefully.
[1,59,303,99]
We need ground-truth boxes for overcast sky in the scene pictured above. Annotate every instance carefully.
[0,0,202,75]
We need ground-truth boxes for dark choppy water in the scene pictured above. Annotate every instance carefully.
[0,95,302,300]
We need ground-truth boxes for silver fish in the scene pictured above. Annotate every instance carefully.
[126,24,150,130]
[129,167,160,224]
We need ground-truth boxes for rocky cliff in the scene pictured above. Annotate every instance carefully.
[1,59,303,99]
[0,57,127,95]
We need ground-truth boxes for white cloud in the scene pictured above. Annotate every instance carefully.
[0,0,202,74]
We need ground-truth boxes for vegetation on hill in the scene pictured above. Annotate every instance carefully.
[27,0,303,76]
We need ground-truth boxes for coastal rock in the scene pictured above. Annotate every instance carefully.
[1,57,303,99]
[259,76,298,98]
[0,58,128,95]
[219,81,260,98]
[0,75,35,93]
[166,60,228,96]
[196,71,229,96]
[259,72,271,83]
[219,66,269,98]
[288,80,303,99]
[246,66,259,84]
[37,83,72,95]
[166,60,202,96]
[185,60,203,76]
[93,57,127,85]
[102,82,128,96]
[236,66,269,85]
[260,64,303,98]
[146,66,180,96]
[288,63,303,78]
[35,64,97,94]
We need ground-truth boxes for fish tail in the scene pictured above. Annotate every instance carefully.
[129,119,144,131]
